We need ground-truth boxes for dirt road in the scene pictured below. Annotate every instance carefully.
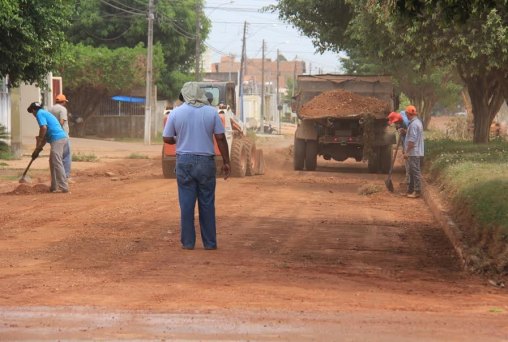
[0,137,507,341]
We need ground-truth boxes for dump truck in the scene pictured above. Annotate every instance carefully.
[293,74,397,173]
[162,81,264,178]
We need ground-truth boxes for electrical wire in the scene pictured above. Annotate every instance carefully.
[98,0,145,16]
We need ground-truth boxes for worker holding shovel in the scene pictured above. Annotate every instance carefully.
[27,102,69,193]
[402,105,424,198]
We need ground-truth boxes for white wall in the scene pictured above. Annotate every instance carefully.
[20,84,42,145]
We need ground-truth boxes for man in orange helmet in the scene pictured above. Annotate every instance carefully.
[50,94,72,181]
[402,105,424,198]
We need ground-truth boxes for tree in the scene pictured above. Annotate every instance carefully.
[273,0,508,142]
[0,0,72,87]
[66,0,209,98]
[56,43,165,122]
[375,0,508,143]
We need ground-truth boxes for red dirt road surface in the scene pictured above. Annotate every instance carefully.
[0,138,507,341]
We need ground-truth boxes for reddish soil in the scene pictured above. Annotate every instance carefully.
[0,139,507,340]
[299,89,390,119]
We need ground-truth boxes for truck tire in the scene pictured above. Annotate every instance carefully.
[379,145,393,174]
[254,149,265,175]
[231,138,248,177]
[162,150,176,179]
[244,138,257,176]
[294,138,306,170]
[367,151,379,173]
[305,140,318,171]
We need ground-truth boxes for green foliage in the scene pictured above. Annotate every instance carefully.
[425,139,508,271]
[72,152,98,162]
[0,124,10,154]
[55,42,165,121]
[58,42,164,92]
[0,0,72,87]
[67,0,209,98]
[274,0,508,142]
[426,139,508,228]
[127,153,148,159]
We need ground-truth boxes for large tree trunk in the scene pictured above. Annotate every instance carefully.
[459,67,506,143]
[408,92,435,130]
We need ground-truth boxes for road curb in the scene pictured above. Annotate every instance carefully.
[421,179,467,269]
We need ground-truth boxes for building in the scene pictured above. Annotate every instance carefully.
[210,55,306,94]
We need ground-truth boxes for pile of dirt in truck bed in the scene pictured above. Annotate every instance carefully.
[299,89,390,119]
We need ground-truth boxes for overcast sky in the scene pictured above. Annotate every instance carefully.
[203,0,344,73]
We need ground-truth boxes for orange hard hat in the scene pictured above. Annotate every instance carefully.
[55,94,68,103]
[406,105,417,115]
[387,111,402,125]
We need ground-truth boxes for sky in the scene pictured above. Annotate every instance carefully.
[203,0,344,74]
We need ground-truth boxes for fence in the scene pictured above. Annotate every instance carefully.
[98,98,145,116]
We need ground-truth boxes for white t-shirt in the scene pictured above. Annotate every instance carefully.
[49,103,69,134]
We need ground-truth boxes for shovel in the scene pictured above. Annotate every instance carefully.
[19,157,36,183]
[385,137,402,192]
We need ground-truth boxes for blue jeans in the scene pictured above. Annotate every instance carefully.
[407,156,422,193]
[176,154,217,249]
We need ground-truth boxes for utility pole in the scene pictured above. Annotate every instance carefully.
[260,40,265,132]
[292,56,297,97]
[276,48,280,134]
[144,0,154,145]
[195,1,201,81]
[239,21,247,123]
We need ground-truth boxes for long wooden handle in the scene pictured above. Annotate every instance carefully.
[389,137,402,175]
[21,158,35,177]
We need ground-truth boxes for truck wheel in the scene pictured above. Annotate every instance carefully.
[379,145,393,174]
[305,140,318,171]
[231,138,247,177]
[367,151,379,173]
[162,150,176,179]
[244,138,257,176]
[294,138,306,170]
[254,149,265,175]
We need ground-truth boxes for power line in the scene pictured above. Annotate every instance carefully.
[98,0,145,15]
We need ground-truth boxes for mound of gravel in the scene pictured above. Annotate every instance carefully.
[299,89,390,120]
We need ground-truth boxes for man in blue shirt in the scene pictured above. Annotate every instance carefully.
[403,105,424,198]
[163,82,231,250]
[27,102,69,193]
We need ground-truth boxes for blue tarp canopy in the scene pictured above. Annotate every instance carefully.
[111,96,145,103]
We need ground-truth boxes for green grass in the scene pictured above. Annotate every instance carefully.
[127,153,149,159]
[72,152,99,162]
[426,139,508,233]
[0,149,17,160]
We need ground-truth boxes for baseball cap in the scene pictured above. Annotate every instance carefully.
[55,94,68,103]
[387,111,402,125]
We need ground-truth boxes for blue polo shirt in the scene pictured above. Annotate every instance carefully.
[399,110,410,128]
[163,103,224,156]
[35,109,68,143]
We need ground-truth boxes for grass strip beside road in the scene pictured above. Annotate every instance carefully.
[425,139,508,273]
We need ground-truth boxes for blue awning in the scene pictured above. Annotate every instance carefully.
[111,96,145,103]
